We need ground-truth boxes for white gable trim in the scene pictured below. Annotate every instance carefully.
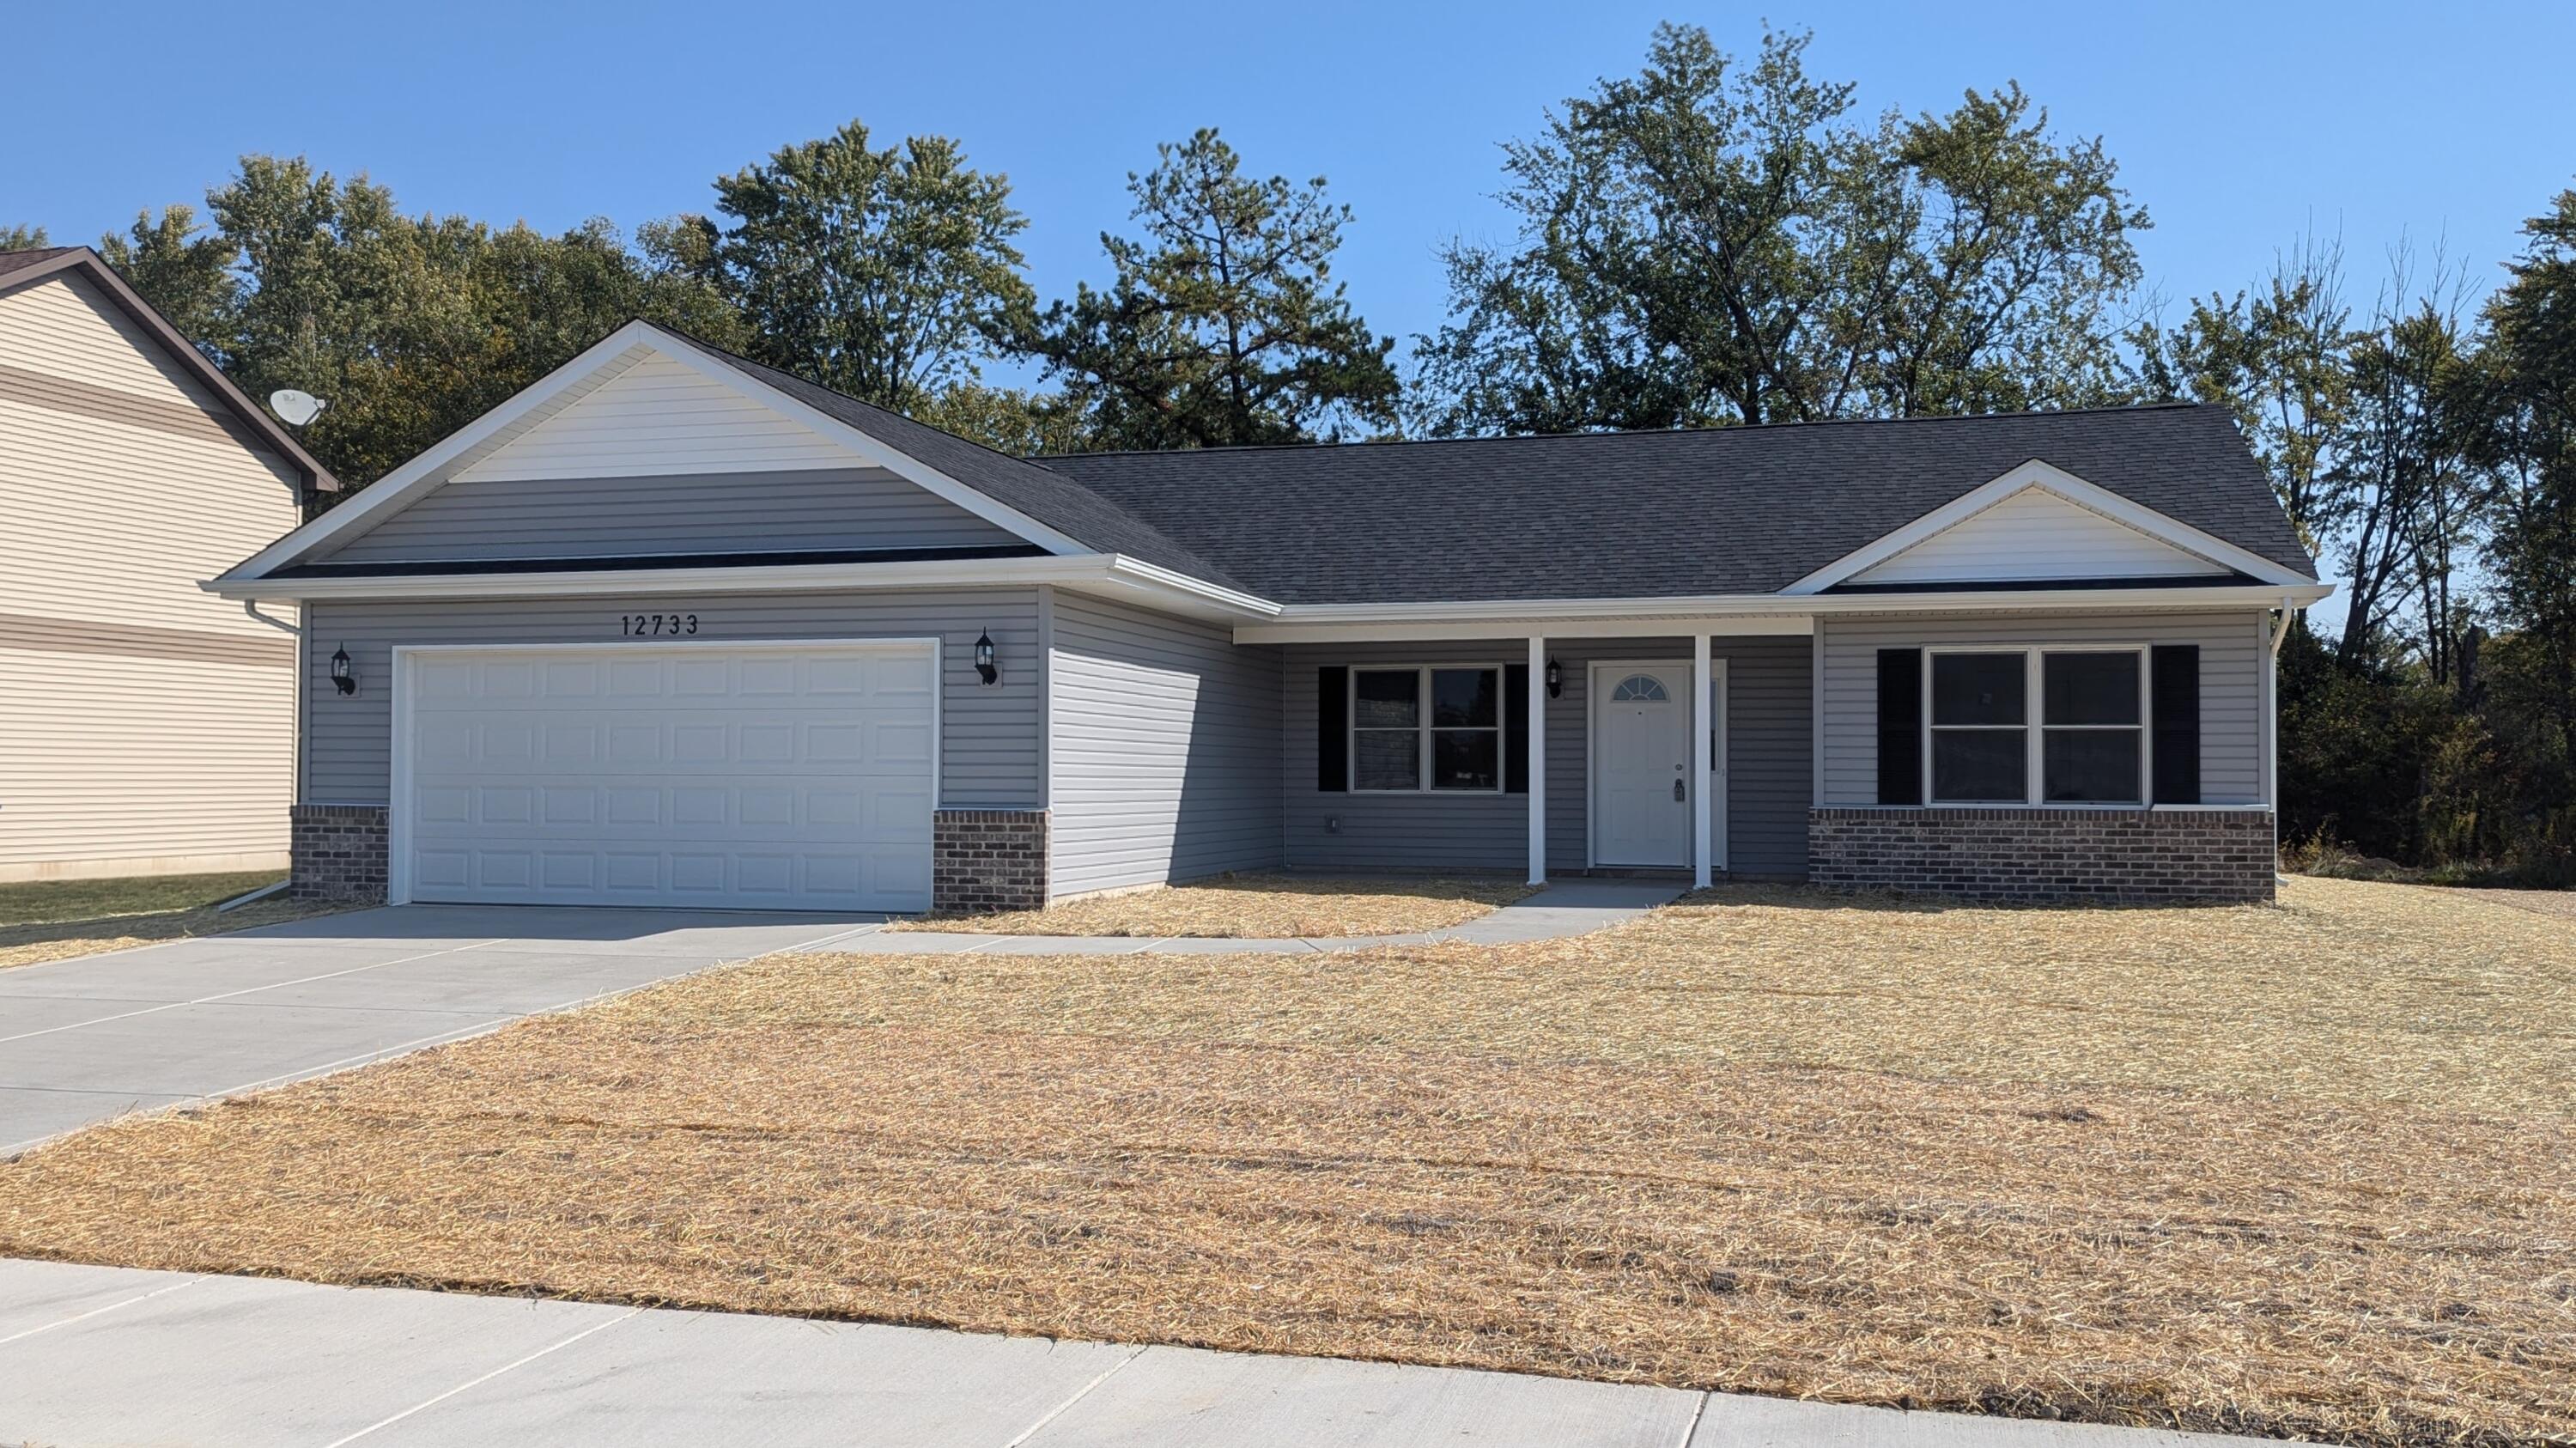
[222,321,1091,581]
[1779,459,2315,595]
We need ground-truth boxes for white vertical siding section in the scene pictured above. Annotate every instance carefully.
[0,271,299,878]
[1048,593,1283,896]
[1817,611,2266,805]
[1850,487,2230,584]
[301,589,1042,809]
[451,352,854,481]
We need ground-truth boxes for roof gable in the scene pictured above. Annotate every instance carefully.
[449,349,856,482]
[0,247,335,496]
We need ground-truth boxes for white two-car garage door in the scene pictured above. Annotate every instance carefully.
[396,641,936,912]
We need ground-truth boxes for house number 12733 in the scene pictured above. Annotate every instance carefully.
[621,613,699,636]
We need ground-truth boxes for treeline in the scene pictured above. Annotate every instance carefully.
[6,22,2570,881]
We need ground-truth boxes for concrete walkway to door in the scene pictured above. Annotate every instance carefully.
[0,907,884,1156]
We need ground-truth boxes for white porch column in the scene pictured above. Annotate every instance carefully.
[1691,631,1713,889]
[1527,635,1547,885]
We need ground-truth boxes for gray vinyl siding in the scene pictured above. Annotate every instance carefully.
[1048,592,1284,896]
[300,588,1041,807]
[1818,611,2265,806]
[319,465,1020,562]
[1283,636,1811,877]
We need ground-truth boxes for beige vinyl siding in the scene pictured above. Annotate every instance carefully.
[0,271,301,879]
[1048,592,1283,897]
[324,465,1020,563]
[1818,611,2265,806]
[300,589,1042,810]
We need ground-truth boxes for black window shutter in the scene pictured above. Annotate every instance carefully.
[1876,648,1922,806]
[1317,666,1348,792]
[2152,645,2201,804]
[1504,664,1530,794]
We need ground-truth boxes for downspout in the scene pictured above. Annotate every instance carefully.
[243,600,305,882]
[2265,595,2297,890]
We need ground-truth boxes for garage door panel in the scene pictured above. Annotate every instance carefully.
[404,642,936,911]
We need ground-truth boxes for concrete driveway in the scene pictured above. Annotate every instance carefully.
[0,906,884,1155]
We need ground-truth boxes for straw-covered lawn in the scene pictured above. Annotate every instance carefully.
[0,877,2569,1445]
[0,870,331,970]
[884,871,1535,936]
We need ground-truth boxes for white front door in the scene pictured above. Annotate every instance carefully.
[395,640,938,911]
[1592,663,1692,867]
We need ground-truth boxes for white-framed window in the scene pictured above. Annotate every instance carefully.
[1925,647,2146,804]
[1351,666,1504,792]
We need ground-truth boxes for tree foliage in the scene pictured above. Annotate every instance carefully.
[1413,25,2147,434]
[1,223,50,252]
[1018,129,1398,449]
[100,157,737,490]
[683,121,1033,411]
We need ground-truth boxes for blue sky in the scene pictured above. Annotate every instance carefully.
[9,0,2570,370]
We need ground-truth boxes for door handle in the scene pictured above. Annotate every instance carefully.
[1672,779,1686,803]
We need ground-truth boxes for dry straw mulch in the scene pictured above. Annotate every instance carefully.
[885,872,1535,936]
[2,877,2570,1445]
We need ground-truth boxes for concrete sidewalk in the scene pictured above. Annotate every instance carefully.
[0,1259,2271,1447]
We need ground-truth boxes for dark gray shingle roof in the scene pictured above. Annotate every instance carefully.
[1041,405,2315,605]
[663,334,1249,590]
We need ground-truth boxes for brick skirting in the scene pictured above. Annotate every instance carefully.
[290,804,390,903]
[1808,807,2275,903]
[933,808,1049,913]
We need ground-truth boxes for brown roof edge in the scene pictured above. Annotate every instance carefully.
[0,246,341,495]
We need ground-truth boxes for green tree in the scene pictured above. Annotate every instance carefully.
[690,121,1031,410]
[910,382,1092,456]
[1414,24,2145,434]
[100,156,740,490]
[1,223,49,252]
[2478,190,2576,737]
[1019,129,1399,449]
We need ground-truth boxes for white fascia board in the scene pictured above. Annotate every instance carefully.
[1779,459,2320,594]
[202,552,1279,623]
[222,323,670,582]
[222,322,1101,584]
[641,332,1094,557]
[1232,581,2334,644]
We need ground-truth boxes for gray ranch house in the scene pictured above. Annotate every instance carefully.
[211,321,2330,913]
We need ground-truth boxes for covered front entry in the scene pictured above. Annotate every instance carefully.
[392,639,938,911]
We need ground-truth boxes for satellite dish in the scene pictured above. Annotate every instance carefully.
[269,389,326,427]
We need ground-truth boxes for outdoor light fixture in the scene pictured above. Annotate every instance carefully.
[1545,656,1563,698]
[974,630,998,684]
[330,645,357,697]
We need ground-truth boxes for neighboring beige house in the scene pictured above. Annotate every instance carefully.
[0,246,336,883]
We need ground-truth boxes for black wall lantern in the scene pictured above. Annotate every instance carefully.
[973,630,998,684]
[330,644,358,697]
[1545,656,1563,698]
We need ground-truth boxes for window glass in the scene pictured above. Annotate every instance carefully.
[1430,668,1498,727]
[1353,670,1418,728]
[2044,732,2142,802]
[1932,729,2025,800]
[1432,730,1500,790]
[2044,653,2141,726]
[1932,654,2025,726]
[1610,674,1669,703]
[1354,730,1420,791]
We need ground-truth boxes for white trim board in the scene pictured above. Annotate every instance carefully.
[1782,459,2318,594]
[222,322,1094,582]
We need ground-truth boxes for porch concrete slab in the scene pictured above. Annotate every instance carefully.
[1692,1390,2258,1446]
[1025,1342,1701,1447]
[0,1086,193,1150]
[364,1310,1139,1448]
[0,1001,515,1098]
[0,1261,630,1448]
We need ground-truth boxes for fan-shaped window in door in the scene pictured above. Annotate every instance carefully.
[1609,674,1670,703]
